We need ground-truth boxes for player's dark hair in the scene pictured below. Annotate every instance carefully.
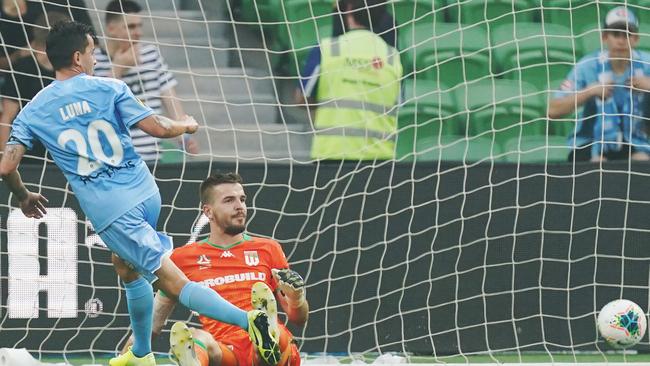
[46,21,96,71]
[200,173,244,204]
[105,0,142,23]
[337,0,386,30]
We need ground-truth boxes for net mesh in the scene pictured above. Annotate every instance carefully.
[1,0,650,363]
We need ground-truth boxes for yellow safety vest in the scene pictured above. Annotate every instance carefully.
[311,29,403,160]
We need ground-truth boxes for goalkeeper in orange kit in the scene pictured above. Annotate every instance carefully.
[152,173,308,366]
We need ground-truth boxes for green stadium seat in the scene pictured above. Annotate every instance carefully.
[397,79,461,158]
[447,0,538,30]
[274,0,333,75]
[455,79,546,149]
[541,0,614,35]
[578,27,606,56]
[403,135,500,162]
[159,140,183,164]
[492,22,576,91]
[550,119,578,138]
[399,22,490,85]
[388,0,447,27]
[546,78,578,137]
[239,0,281,25]
[502,135,570,163]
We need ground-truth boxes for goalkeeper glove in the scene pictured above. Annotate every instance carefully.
[272,268,306,307]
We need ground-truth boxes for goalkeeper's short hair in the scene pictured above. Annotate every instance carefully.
[200,172,244,205]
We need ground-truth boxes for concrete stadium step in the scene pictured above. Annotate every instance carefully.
[140,11,229,39]
[90,0,183,12]
[173,68,276,100]
[181,97,279,124]
[87,2,229,36]
[191,123,312,161]
[153,37,230,69]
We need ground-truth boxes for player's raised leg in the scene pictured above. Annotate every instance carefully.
[251,282,281,348]
[170,322,202,366]
[155,256,281,365]
[170,323,234,366]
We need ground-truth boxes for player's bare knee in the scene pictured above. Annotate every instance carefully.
[111,254,139,283]
[154,257,190,299]
[191,328,222,364]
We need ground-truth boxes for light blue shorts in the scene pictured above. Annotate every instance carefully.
[98,192,173,283]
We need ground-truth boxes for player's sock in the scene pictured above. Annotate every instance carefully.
[193,339,210,366]
[124,277,154,357]
[179,281,248,329]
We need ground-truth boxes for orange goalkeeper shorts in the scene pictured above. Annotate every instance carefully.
[219,327,300,366]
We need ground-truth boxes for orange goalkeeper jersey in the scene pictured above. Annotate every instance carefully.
[170,234,290,346]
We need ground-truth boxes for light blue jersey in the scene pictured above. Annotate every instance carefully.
[554,50,650,154]
[8,73,158,232]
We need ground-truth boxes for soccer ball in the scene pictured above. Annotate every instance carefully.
[597,299,647,348]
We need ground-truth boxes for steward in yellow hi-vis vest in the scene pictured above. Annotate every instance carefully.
[311,29,402,160]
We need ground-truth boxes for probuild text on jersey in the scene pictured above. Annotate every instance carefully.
[198,272,266,288]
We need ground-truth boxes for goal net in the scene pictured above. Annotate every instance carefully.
[1,0,650,364]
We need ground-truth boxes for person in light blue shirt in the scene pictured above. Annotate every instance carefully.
[548,6,650,163]
[0,21,280,366]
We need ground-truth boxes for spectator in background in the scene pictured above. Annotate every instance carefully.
[0,11,70,164]
[0,0,93,76]
[548,6,650,163]
[296,0,402,161]
[94,0,198,164]
[331,0,396,48]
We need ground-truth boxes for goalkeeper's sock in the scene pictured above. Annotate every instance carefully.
[179,281,248,329]
[194,339,210,366]
[124,276,154,358]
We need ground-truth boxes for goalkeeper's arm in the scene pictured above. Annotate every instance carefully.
[272,268,309,326]
[152,290,177,336]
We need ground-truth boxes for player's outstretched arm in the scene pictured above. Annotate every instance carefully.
[136,114,199,139]
[272,268,309,326]
[0,144,48,219]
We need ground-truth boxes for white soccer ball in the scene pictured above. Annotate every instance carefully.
[597,299,647,348]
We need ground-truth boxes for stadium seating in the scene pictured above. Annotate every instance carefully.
[388,0,446,26]
[447,0,538,30]
[397,79,461,157]
[491,22,576,91]
[239,0,281,25]
[403,135,499,162]
[159,140,184,164]
[502,135,570,163]
[399,22,490,86]
[455,79,546,149]
[541,0,611,34]
[550,119,577,138]
[274,0,333,75]
[546,78,577,137]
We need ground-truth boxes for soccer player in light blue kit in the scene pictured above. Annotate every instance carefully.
[0,21,281,366]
